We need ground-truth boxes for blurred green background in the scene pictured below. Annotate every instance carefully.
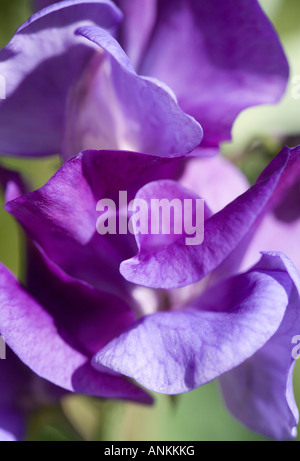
[0,0,300,442]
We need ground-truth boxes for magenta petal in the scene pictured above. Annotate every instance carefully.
[94,253,292,394]
[0,263,151,404]
[220,252,300,441]
[5,149,182,292]
[120,146,298,289]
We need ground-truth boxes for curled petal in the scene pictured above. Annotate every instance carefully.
[66,25,202,158]
[0,0,122,156]
[95,253,293,394]
[121,146,300,289]
[5,149,182,291]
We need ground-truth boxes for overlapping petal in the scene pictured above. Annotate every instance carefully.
[0,261,151,404]
[120,146,300,289]
[241,146,300,272]
[220,252,300,441]
[5,149,182,291]
[66,25,202,158]
[94,253,294,395]
[0,1,202,158]
[135,0,289,147]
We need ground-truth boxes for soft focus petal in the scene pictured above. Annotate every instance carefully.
[65,25,202,158]
[139,0,289,147]
[115,0,157,70]
[0,164,27,202]
[0,409,24,441]
[0,263,152,404]
[25,243,136,357]
[220,252,300,441]
[241,145,300,272]
[125,179,210,256]
[0,0,122,156]
[94,253,292,394]
[179,153,250,213]
[0,348,29,441]
[120,146,299,289]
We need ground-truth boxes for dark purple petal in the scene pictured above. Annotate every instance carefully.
[25,243,136,357]
[0,164,27,202]
[0,0,122,156]
[138,0,289,147]
[33,0,61,12]
[220,252,300,441]
[0,263,152,404]
[66,25,202,158]
[94,253,293,394]
[5,149,182,292]
[120,146,299,289]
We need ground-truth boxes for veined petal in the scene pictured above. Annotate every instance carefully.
[0,0,122,156]
[65,25,202,158]
[138,0,289,147]
[220,252,300,441]
[5,149,182,292]
[120,146,300,289]
[94,253,293,394]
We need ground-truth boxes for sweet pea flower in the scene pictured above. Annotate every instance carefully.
[0,0,289,159]
[0,144,299,440]
[0,0,296,443]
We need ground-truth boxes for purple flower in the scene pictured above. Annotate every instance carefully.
[0,0,296,442]
[0,0,288,158]
[1,145,299,440]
